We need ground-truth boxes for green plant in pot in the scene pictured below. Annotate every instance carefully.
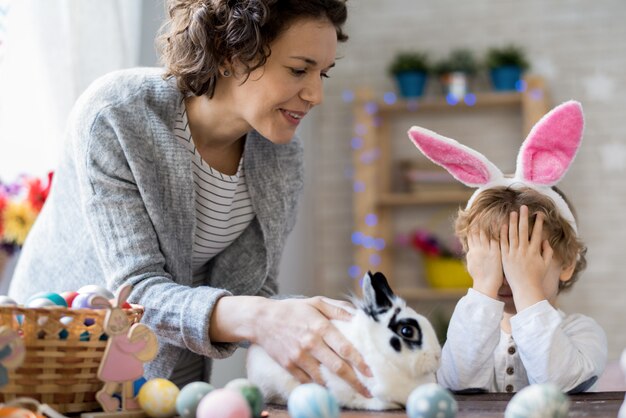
[485,44,530,91]
[433,48,478,100]
[388,51,430,99]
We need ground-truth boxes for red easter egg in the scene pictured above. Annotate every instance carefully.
[61,291,79,307]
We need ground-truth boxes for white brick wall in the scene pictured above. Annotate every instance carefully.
[311,1,626,360]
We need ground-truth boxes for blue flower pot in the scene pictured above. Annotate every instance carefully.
[490,66,523,91]
[394,71,428,98]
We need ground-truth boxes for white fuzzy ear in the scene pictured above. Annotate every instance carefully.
[407,126,503,187]
[515,100,584,186]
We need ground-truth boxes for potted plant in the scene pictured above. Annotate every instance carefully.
[433,48,479,100]
[485,44,530,91]
[388,51,430,99]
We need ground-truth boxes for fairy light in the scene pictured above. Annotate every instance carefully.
[464,93,477,106]
[365,213,378,227]
[351,136,364,150]
[369,253,381,266]
[342,89,355,103]
[348,265,361,279]
[383,91,397,105]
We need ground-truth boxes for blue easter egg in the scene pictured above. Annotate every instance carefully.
[504,383,569,418]
[176,381,215,418]
[287,383,339,418]
[407,383,457,418]
[134,376,148,397]
[78,284,114,299]
[26,292,67,307]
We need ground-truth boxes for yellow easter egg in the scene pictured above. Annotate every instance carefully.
[138,378,180,418]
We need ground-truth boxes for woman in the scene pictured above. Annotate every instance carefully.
[9,0,372,396]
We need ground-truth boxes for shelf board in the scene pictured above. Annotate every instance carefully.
[378,190,474,206]
[362,91,523,115]
[396,287,468,302]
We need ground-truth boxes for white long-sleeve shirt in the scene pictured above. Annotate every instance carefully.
[437,289,607,393]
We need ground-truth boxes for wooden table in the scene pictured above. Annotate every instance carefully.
[267,392,625,418]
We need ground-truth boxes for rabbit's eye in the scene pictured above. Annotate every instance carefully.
[388,317,423,349]
[398,325,418,341]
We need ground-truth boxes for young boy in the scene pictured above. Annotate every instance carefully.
[407,100,607,393]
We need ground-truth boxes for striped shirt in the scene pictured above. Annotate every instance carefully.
[170,101,255,386]
[174,101,255,272]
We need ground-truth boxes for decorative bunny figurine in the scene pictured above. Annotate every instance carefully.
[246,271,441,410]
[406,100,584,233]
[0,326,25,388]
[91,284,158,412]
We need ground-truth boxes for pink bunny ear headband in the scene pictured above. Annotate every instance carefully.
[407,100,584,234]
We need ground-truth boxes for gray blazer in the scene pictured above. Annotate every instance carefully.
[9,68,304,380]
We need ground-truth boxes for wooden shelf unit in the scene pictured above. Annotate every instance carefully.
[352,76,550,301]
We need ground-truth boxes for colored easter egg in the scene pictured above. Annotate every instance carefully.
[176,381,215,418]
[196,388,251,418]
[225,378,264,418]
[71,292,97,309]
[504,383,569,418]
[407,383,457,418]
[77,284,114,299]
[26,292,67,307]
[134,376,148,396]
[0,295,17,306]
[26,298,57,308]
[287,383,340,418]
[138,378,180,418]
[0,406,42,418]
[60,291,79,307]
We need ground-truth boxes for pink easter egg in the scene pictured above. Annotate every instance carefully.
[196,388,251,418]
[61,291,79,307]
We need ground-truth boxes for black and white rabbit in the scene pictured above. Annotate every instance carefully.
[246,271,441,410]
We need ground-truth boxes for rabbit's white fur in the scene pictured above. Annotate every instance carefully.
[246,272,441,410]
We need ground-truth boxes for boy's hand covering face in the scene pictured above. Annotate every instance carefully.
[466,228,504,299]
[499,205,554,301]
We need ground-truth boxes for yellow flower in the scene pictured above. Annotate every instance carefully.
[2,201,38,246]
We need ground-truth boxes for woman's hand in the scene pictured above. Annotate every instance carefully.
[466,228,503,299]
[500,205,553,310]
[251,296,372,397]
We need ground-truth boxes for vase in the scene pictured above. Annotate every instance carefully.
[439,71,472,101]
[0,248,20,295]
[394,71,428,98]
[490,66,523,91]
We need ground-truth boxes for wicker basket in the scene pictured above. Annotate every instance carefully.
[0,304,143,413]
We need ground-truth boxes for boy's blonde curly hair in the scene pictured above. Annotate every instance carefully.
[455,186,587,291]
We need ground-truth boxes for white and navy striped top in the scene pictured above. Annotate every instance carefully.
[170,102,255,386]
[174,102,255,273]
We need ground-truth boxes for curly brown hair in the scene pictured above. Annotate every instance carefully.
[158,0,348,98]
[455,187,587,292]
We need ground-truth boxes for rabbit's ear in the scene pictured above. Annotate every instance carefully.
[515,101,584,186]
[89,294,111,309]
[114,283,133,307]
[362,271,395,311]
[408,126,503,187]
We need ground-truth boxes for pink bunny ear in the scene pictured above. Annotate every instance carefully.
[516,100,584,185]
[407,126,503,187]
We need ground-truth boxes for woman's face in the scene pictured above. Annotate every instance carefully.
[228,18,338,144]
